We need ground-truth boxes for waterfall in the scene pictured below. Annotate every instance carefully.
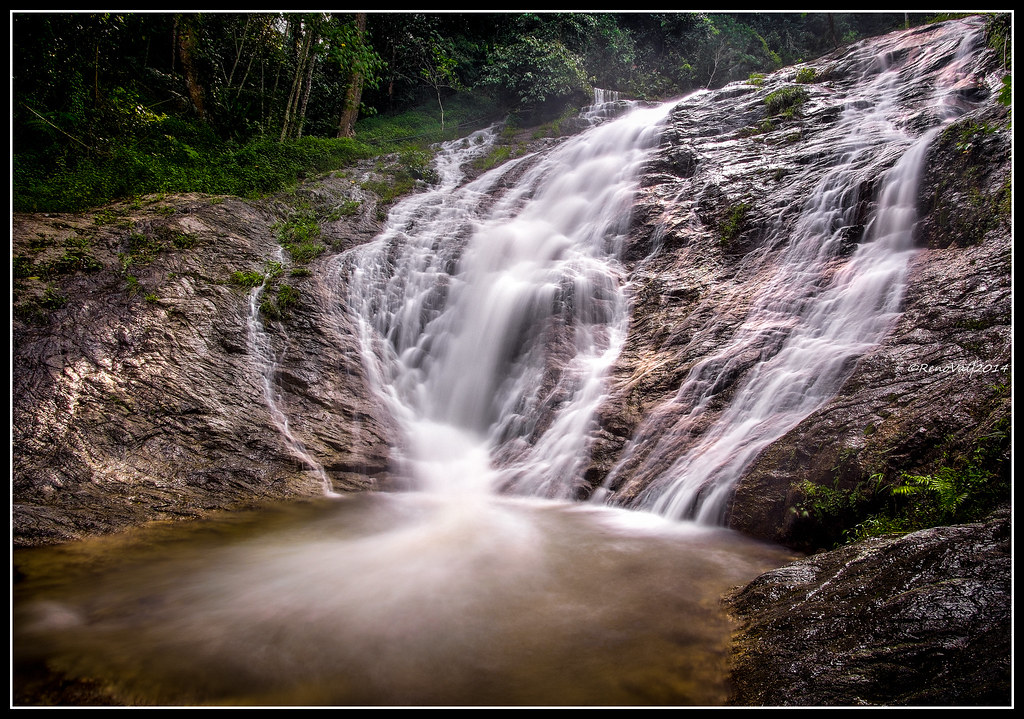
[608,19,988,523]
[339,98,673,499]
[247,249,339,497]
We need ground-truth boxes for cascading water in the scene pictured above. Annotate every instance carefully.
[247,249,338,497]
[340,99,671,499]
[602,19,989,524]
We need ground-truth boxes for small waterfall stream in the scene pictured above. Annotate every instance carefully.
[13,18,994,707]
[247,248,339,497]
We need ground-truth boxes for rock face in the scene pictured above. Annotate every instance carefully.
[725,508,1011,706]
[12,175,398,546]
[589,16,1011,548]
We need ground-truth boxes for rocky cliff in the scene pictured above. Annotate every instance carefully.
[590,16,1011,550]
[725,507,1010,706]
[13,175,398,546]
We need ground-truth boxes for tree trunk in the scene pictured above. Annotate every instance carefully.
[337,13,367,139]
[280,21,314,141]
[296,51,317,139]
[177,15,207,121]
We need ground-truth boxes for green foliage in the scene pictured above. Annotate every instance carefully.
[891,469,971,521]
[13,11,915,213]
[764,86,809,117]
[719,202,750,245]
[328,200,362,220]
[795,67,817,83]
[793,477,876,525]
[849,422,1009,543]
[471,145,517,173]
[259,284,301,321]
[480,33,591,119]
[274,208,325,265]
[39,285,69,310]
[276,284,300,311]
[14,131,374,213]
[360,150,433,205]
[13,256,37,279]
[124,275,141,298]
[14,235,104,279]
[998,75,1011,108]
[171,232,199,250]
[231,270,265,288]
[984,12,1011,69]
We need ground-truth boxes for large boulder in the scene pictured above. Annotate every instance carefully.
[725,508,1011,706]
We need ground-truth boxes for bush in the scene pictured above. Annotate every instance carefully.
[795,67,817,83]
[480,34,591,120]
[13,129,374,213]
[764,86,809,117]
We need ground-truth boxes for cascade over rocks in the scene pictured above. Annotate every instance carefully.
[11,16,1011,707]
[588,16,1011,548]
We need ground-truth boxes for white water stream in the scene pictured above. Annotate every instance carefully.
[609,19,988,522]
[247,248,339,497]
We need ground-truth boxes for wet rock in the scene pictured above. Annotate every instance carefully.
[725,509,1011,706]
[12,177,397,547]
[589,17,1011,551]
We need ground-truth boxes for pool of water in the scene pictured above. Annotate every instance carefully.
[14,493,792,706]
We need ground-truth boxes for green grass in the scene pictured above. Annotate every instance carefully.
[719,202,751,245]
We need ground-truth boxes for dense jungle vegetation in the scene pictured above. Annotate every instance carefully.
[12,12,954,212]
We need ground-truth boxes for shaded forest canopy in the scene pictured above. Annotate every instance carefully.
[12,11,955,212]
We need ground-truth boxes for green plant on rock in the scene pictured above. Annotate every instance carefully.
[171,232,198,249]
[892,469,970,521]
[231,270,265,287]
[259,298,281,321]
[328,200,361,221]
[39,284,68,310]
[276,284,300,312]
[764,86,809,118]
[264,260,284,280]
[259,285,300,322]
[719,202,750,246]
[795,67,817,83]
[274,208,325,265]
[846,423,1010,542]
[125,275,141,297]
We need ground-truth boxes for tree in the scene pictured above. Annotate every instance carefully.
[415,36,462,130]
[279,15,320,141]
[329,13,383,139]
[176,14,208,121]
[480,32,591,120]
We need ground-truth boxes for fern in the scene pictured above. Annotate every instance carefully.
[893,470,969,519]
[892,460,994,525]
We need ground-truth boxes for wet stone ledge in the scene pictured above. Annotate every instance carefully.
[724,507,1011,706]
